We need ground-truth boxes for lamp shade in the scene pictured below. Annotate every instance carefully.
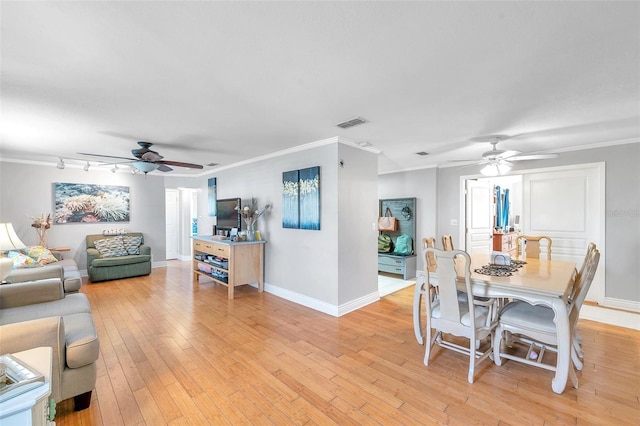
[0,222,27,251]
[480,160,512,176]
[132,161,160,173]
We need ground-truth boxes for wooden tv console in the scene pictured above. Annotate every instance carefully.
[192,237,265,299]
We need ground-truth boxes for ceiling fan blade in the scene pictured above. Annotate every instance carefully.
[157,164,173,172]
[158,160,204,169]
[78,152,136,161]
[141,151,164,161]
[495,150,521,160]
[509,153,559,161]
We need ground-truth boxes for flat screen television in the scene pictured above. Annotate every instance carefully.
[216,197,241,230]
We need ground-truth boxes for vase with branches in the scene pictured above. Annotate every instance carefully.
[235,198,270,240]
[31,213,51,247]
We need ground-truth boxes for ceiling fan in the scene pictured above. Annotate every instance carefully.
[453,135,559,176]
[79,141,204,174]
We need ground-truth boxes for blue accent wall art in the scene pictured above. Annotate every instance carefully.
[282,166,320,230]
[208,177,217,216]
[299,166,320,230]
[282,170,299,229]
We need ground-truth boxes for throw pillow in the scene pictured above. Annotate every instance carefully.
[121,235,142,255]
[25,246,59,265]
[7,251,41,268]
[94,237,128,258]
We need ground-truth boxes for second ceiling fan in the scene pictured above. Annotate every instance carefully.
[454,135,559,176]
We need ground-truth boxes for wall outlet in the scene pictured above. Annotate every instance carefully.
[450,219,458,226]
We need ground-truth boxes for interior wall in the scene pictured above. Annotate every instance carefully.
[378,167,438,273]
[165,139,379,315]
[337,143,379,306]
[437,142,640,303]
[0,162,167,271]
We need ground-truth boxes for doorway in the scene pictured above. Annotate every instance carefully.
[461,163,605,304]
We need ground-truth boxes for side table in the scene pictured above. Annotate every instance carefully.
[49,247,70,259]
[0,347,55,425]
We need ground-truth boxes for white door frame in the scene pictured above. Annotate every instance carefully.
[460,162,606,305]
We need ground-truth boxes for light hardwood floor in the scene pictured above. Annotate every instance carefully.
[55,260,640,425]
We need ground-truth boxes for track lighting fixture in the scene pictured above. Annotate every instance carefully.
[57,158,65,169]
[111,164,119,173]
[84,161,90,172]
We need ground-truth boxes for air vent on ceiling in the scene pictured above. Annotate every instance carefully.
[416,151,429,156]
[336,116,367,129]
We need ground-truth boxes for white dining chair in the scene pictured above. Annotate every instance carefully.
[413,237,438,344]
[493,248,600,387]
[569,242,597,369]
[441,234,454,251]
[515,235,552,260]
[420,248,497,383]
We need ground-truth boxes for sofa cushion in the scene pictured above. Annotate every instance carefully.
[7,251,39,268]
[0,278,64,309]
[0,293,92,325]
[91,254,151,267]
[64,313,99,368]
[63,270,82,293]
[122,235,143,255]
[55,258,79,273]
[25,246,59,265]
[94,237,128,258]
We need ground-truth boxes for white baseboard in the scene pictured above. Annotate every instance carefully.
[263,282,380,317]
[602,296,640,313]
[580,304,640,330]
[379,279,415,297]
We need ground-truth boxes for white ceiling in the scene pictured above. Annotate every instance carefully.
[1,1,638,175]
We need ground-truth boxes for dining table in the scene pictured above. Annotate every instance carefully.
[414,253,577,394]
[467,253,577,394]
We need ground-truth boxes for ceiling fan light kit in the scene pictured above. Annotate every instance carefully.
[481,160,512,177]
[132,161,160,173]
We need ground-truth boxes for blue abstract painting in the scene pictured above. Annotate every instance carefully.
[208,177,217,216]
[282,170,299,229]
[299,166,320,230]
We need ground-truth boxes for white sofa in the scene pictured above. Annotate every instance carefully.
[0,277,99,410]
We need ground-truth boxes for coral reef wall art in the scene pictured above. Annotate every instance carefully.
[54,183,130,223]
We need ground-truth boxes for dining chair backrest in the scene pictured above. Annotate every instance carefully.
[426,248,475,337]
[574,243,597,293]
[442,234,454,251]
[423,248,496,383]
[516,235,552,259]
[571,248,600,317]
[422,237,437,272]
